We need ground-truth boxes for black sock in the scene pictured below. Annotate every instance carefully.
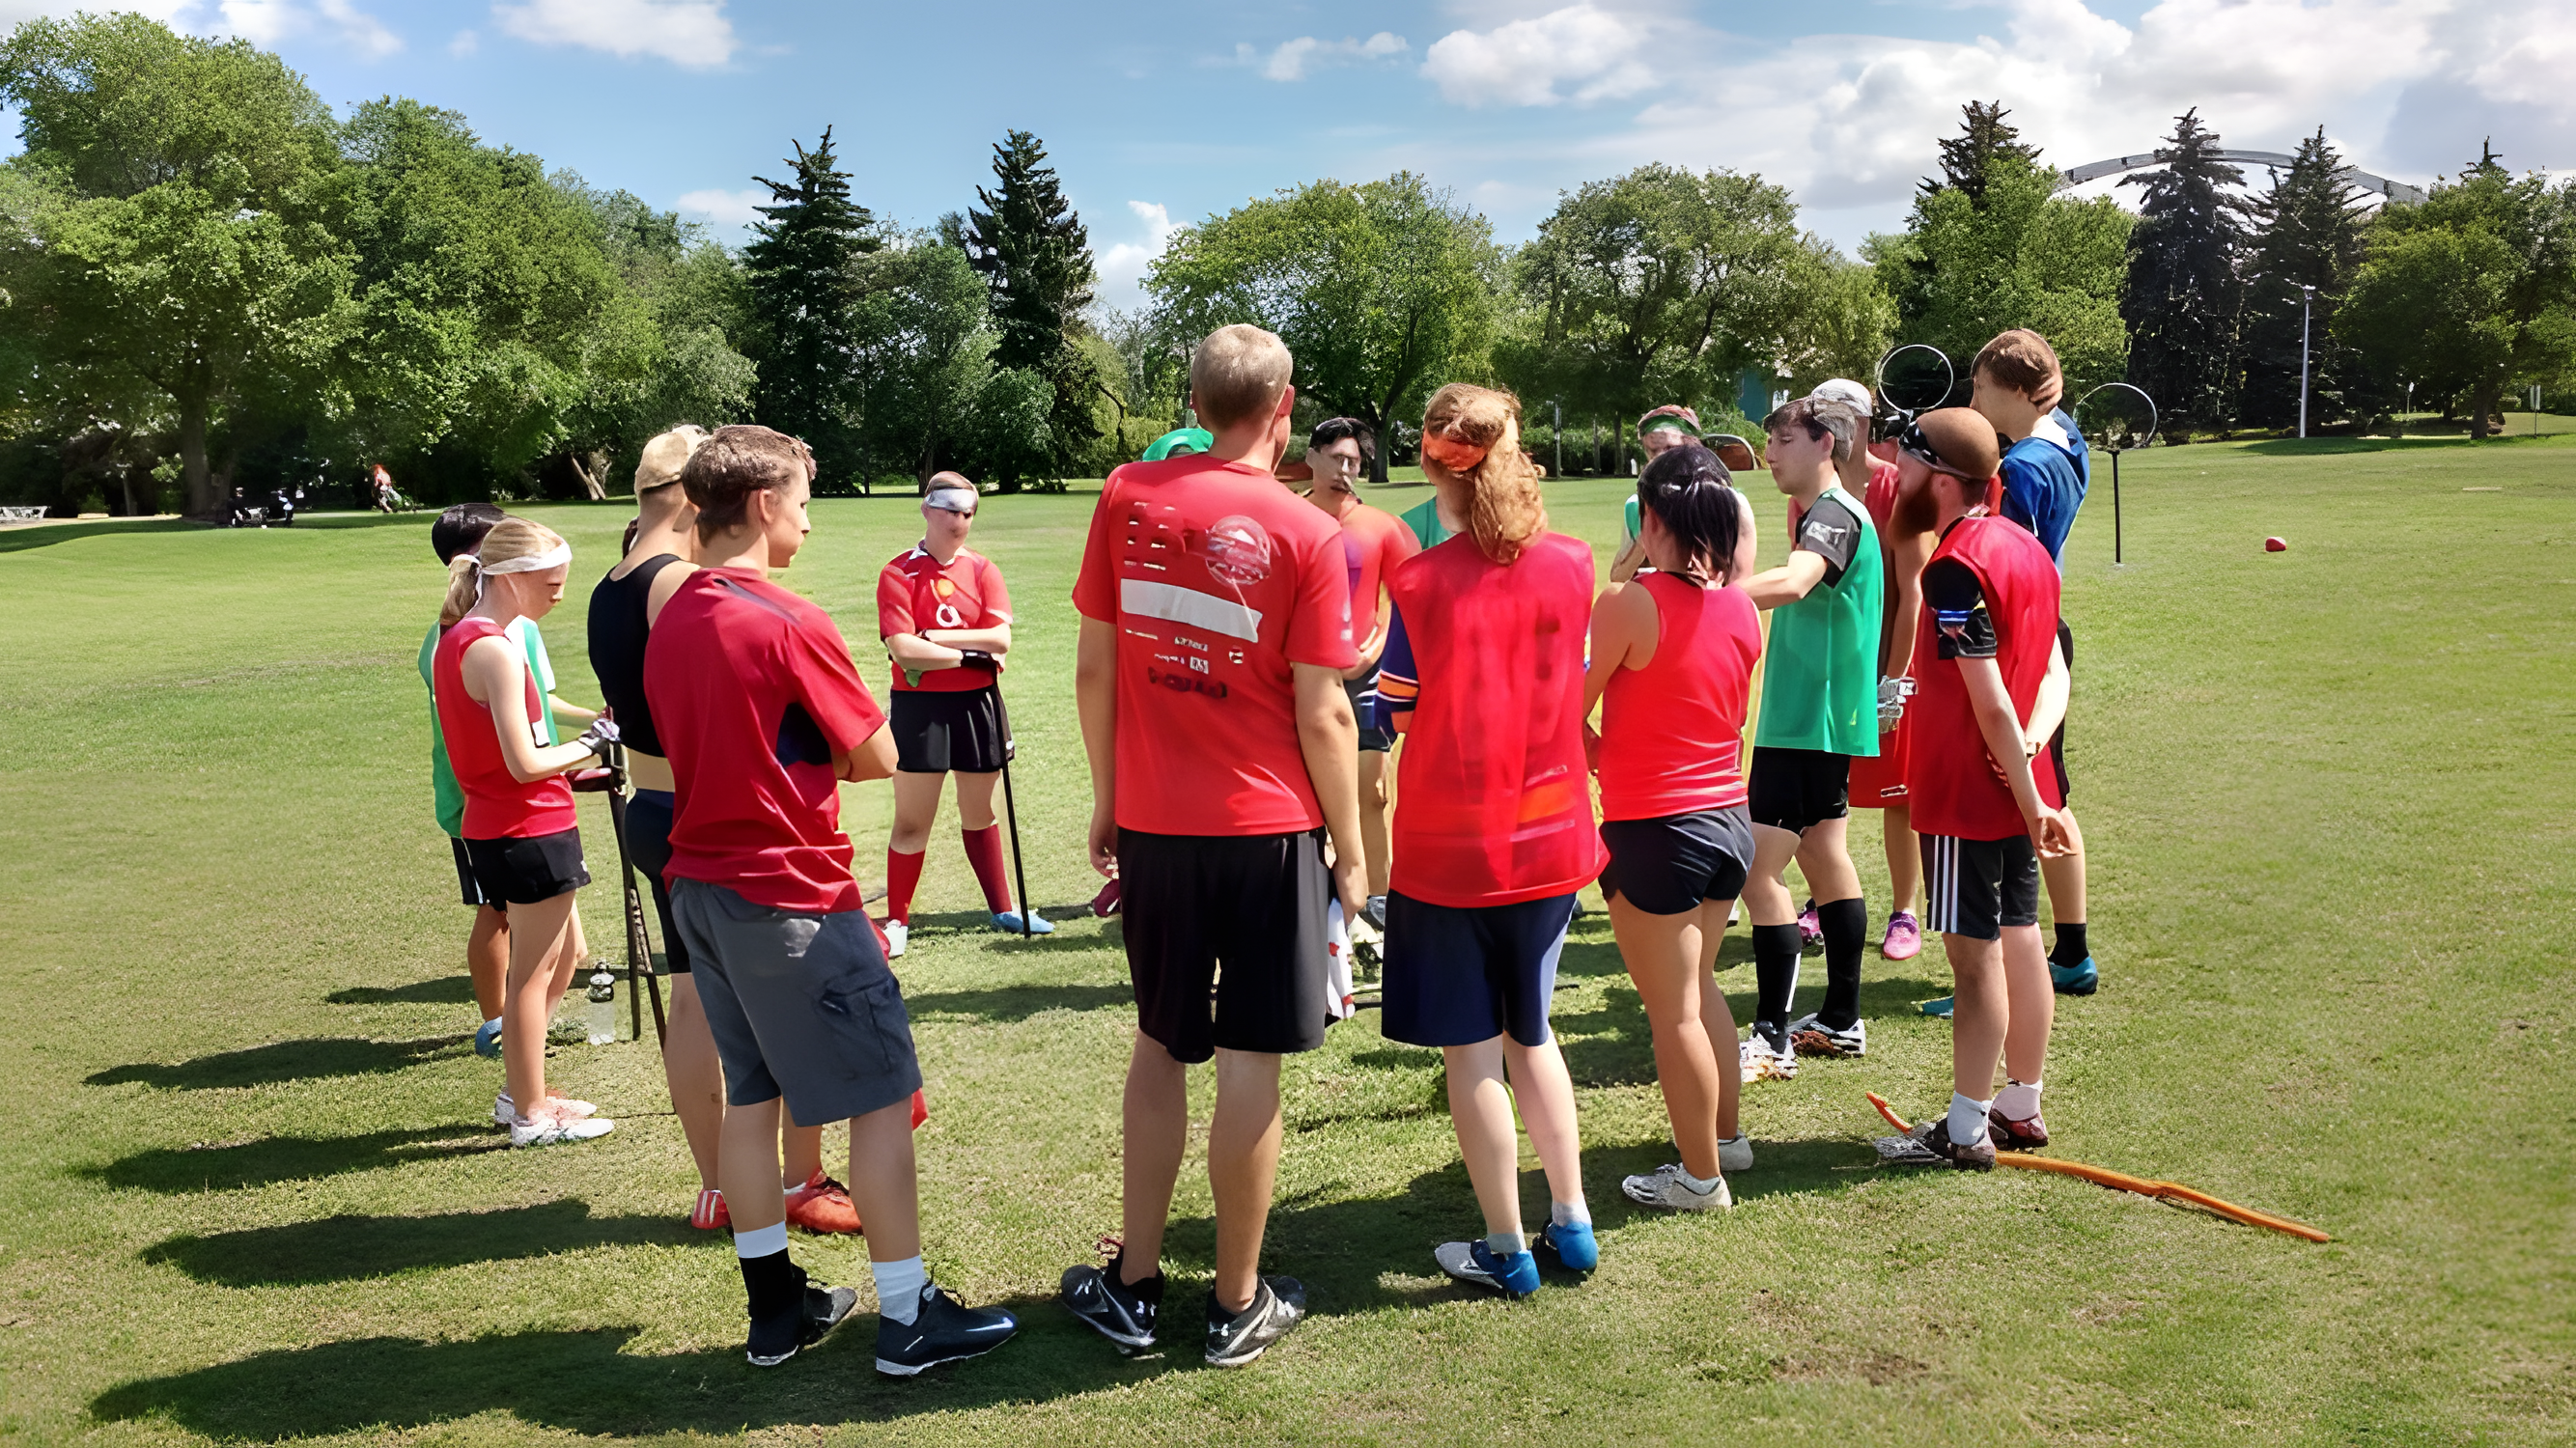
[739,1249,803,1321]
[1112,1251,1164,1300]
[2051,922,2089,966]
[1752,923,1803,1048]
[1818,897,1867,1030]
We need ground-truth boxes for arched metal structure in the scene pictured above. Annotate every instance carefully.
[2058,150,2425,206]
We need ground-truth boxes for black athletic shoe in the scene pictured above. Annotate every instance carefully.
[745,1282,858,1367]
[873,1284,1019,1378]
[1062,1257,1162,1351]
[1204,1275,1305,1368]
[1900,1118,1997,1171]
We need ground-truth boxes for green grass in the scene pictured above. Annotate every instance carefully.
[1,437,2570,1444]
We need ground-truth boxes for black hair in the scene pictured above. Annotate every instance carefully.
[1308,416,1377,468]
[432,501,508,565]
[1637,443,1744,582]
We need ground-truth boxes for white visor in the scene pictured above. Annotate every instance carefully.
[923,487,978,514]
[478,542,572,575]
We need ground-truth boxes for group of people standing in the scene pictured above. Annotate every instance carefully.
[414,317,2103,1377]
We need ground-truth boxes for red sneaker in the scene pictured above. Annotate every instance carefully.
[783,1171,862,1235]
[690,1187,729,1231]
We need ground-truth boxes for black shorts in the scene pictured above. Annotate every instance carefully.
[1920,833,2039,942]
[892,686,1008,774]
[1118,826,1331,1063]
[1748,747,1852,833]
[449,835,495,908]
[623,789,688,973]
[1598,805,1755,916]
[1345,672,1392,753]
[2050,620,2073,800]
[462,827,590,906]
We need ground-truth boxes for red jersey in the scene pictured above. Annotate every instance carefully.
[1073,455,1358,836]
[1598,573,1762,821]
[876,543,1012,693]
[1907,515,2062,841]
[1336,503,1419,649]
[434,617,575,839]
[645,569,888,913]
[1377,532,1603,907]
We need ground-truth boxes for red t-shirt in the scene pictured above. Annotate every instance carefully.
[1336,503,1419,651]
[1072,455,1358,836]
[434,616,576,839]
[876,544,1012,693]
[1906,515,2063,841]
[1377,532,1604,906]
[645,569,888,913]
[1598,573,1763,821]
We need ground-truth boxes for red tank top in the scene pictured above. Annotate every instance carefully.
[1386,532,1604,907]
[1598,573,1763,821]
[434,616,575,839]
[1907,515,2063,841]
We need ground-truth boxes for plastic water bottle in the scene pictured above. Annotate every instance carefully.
[585,963,617,1044]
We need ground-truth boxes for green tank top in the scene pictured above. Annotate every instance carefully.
[1399,494,1454,548]
[1754,487,1883,756]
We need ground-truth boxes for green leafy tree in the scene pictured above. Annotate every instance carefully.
[2120,109,2253,433]
[2338,145,2576,435]
[560,181,757,490]
[961,130,1100,485]
[1921,100,2042,207]
[743,128,879,483]
[850,236,992,487]
[2237,129,2374,430]
[1149,172,1495,484]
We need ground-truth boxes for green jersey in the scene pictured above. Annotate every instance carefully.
[1753,487,1883,756]
[1399,494,1454,549]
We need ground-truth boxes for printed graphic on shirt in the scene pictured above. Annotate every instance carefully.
[1793,491,1867,587]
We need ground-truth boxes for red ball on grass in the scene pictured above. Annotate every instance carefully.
[2264,537,2287,552]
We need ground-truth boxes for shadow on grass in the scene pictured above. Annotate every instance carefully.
[2234,432,2565,456]
[326,976,478,1006]
[904,982,1133,1024]
[86,1128,503,1193]
[1556,975,1947,1088]
[87,1035,470,1090]
[142,1200,694,1287]
[0,517,200,553]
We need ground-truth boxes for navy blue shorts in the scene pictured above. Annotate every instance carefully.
[1380,892,1578,1048]
[623,789,687,973]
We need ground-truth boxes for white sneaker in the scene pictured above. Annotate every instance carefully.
[494,1091,596,1128]
[884,920,909,959]
[509,1106,614,1149]
[1621,1163,1732,1211]
[1739,1035,1799,1083]
[1718,1134,1754,1174]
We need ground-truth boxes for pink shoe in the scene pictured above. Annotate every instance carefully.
[1881,910,1922,961]
[1797,900,1823,956]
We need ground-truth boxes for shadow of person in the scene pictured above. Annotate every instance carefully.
[325,977,480,1006]
[86,1035,471,1091]
[140,1200,694,1287]
[86,1127,505,1194]
[900,982,1134,1025]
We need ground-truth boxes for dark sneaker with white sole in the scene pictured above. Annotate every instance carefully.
[1061,1255,1162,1351]
[1787,1013,1866,1057]
[745,1279,858,1367]
[1875,1118,1997,1171]
[874,1284,1019,1377]
[1204,1275,1305,1368]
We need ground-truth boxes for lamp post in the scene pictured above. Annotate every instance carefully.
[2298,284,2315,439]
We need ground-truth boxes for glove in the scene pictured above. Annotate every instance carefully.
[573,715,621,760]
[1877,676,1916,728]
[958,649,1000,672]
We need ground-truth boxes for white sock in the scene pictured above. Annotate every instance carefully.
[871,1256,927,1324]
[1485,1230,1526,1257]
[1549,1200,1590,1229]
[1948,1092,1993,1146]
[732,1220,788,1259]
[1994,1079,2043,1121]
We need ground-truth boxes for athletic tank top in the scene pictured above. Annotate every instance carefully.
[1598,572,1763,821]
[434,616,576,839]
[1906,515,2064,841]
[587,552,685,757]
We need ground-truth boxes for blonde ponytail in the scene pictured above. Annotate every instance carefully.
[438,553,482,627]
[1420,383,1546,565]
[436,515,567,627]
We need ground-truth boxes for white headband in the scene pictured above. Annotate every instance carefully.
[923,487,977,514]
[475,542,572,575]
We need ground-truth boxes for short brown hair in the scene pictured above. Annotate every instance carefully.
[685,425,810,542]
[1762,398,1856,463]
[1972,329,2061,400]
[1190,324,1294,432]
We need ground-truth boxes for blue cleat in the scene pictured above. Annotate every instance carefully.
[993,910,1055,935]
[1918,996,1954,1018]
[2050,956,2099,995]
[1434,1239,1542,1298]
[473,1016,505,1058]
[1539,1220,1598,1272]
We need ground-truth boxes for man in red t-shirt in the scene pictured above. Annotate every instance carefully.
[1300,416,1419,924]
[645,426,1018,1377]
[1877,409,2074,1173]
[1059,324,1364,1369]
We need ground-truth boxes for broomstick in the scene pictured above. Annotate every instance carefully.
[1866,1093,2330,1242]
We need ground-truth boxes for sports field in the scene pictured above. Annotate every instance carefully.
[1,436,2569,1445]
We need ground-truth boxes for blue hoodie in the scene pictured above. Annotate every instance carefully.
[1999,408,2088,567]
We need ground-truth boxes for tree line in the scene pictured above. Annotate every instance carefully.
[4,15,2568,518]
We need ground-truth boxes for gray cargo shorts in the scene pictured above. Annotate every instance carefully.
[668,877,923,1125]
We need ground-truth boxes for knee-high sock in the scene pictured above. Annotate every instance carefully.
[962,824,1013,913]
[1751,923,1802,1047]
[886,847,926,924]
[1817,897,1868,1030]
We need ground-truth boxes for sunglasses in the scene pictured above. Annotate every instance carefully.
[1897,420,1977,479]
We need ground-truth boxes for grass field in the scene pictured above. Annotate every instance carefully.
[2,434,2570,1445]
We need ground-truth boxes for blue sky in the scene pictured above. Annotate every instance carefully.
[6,0,2568,306]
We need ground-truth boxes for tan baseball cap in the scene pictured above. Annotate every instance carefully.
[635,425,711,492]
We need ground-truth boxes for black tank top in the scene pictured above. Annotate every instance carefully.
[587,552,685,758]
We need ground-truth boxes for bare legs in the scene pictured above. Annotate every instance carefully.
[716,1094,920,1263]
[1610,894,1739,1181]
[1883,804,1921,917]
[1744,818,1860,924]
[2041,808,2087,931]
[500,892,580,1117]
[1117,1033,1285,1314]
[1357,752,1391,900]
[1946,924,2051,1100]
[889,768,1000,852]
[1442,1034,1585,1240]
[660,975,726,1186]
[466,904,508,1024]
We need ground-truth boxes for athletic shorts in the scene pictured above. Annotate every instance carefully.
[1118,826,1331,1063]
[1345,671,1392,753]
[1381,892,1577,1048]
[892,685,1008,775]
[1597,805,1755,917]
[1920,833,2039,942]
[623,788,688,974]
[1748,746,1853,833]
[2049,620,2073,801]
[462,827,589,906]
[667,877,924,1125]
[449,835,494,908]
[1848,710,1911,807]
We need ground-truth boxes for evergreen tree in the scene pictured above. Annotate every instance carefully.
[1919,100,2041,207]
[2237,129,2371,430]
[2120,109,2252,434]
[961,130,1100,486]
[743,127,879,484]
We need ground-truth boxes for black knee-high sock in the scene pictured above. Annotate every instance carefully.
[2050,922,2088,967]
[1817,897,1867,1030]
[1752,923,1802,1048]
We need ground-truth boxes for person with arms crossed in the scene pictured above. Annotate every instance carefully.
[646,426,1017,1374]
[1059,324,1367,1368]
[1300,417,1419,928]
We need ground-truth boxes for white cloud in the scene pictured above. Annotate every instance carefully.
[448,28,479,56]
[1097,200,1183,301]
[1236,31,1409,82]
[1420,4,1655,107]
[491,0,735,69]
[676,186,765,230]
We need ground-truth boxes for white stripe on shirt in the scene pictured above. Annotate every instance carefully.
[1120,578,1263,642]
